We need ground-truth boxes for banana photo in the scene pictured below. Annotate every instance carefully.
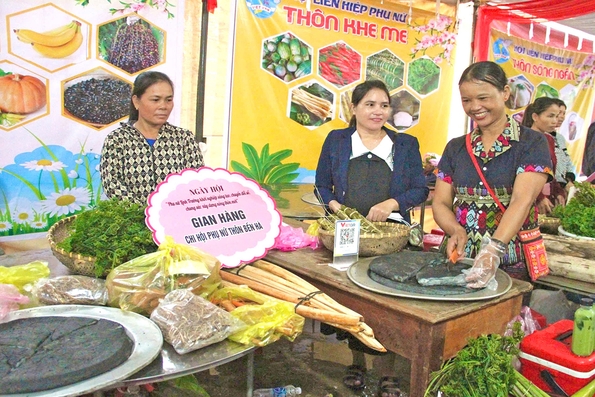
[14,21,83,59]
[7,7,88,68]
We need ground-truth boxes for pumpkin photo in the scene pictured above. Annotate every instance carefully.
[0,74,47,114]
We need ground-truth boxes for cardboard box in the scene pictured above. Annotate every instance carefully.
[520,319,595,395]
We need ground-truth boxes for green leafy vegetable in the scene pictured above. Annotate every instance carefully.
[57,198,156,277]
[0,68,12,77]
[425,322,525,397]
[408,58,440,95]
[552,182,595,238]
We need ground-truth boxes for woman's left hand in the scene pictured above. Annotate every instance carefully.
[367,199,398,222]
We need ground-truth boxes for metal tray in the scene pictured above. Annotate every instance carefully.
[1,305,163,397]
[347,257,513,301]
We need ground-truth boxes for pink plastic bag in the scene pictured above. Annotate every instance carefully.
[0,283,29,321]
[273,224,319,252]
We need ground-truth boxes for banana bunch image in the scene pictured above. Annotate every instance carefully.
[14,20,83,58]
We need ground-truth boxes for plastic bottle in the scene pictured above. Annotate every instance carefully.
[253,385,302,397]
[572,297,595,356]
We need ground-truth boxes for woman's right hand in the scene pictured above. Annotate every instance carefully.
[537,197,554,215]
[446,226,467,258]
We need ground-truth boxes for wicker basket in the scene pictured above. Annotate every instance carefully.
[47,216,102,277]
[318,222,410,257]
[538,215,561,235]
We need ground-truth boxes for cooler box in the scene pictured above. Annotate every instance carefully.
[520,319,595,395]
[422,233,444,252]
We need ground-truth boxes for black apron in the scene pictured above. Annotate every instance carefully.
[344,152,391,217]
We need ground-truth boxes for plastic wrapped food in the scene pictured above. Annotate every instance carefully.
[150,289,245,354]
[106,236,222,316]
[0,284,29,320]
[210,285,304,347]
[34,276,108,306]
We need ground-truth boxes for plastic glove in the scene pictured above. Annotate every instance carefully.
[465,236,506,289]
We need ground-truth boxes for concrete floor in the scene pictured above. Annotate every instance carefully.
[193,319,411,397]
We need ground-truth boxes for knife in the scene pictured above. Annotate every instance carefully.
[446,249,459,272]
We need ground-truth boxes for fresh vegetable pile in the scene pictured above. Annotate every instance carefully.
[407,58,440,95]
[261,33,311,82]
[318,42,361,87]
[552,181,595,238]
[57,198,157,277]
[424,322,549,397]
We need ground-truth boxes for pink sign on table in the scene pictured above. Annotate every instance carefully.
[145,167,282,268]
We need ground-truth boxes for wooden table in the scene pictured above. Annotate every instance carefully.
[265,219,533,397]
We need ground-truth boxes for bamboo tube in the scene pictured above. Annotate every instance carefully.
[219,266,386,352]
[221,271,361,326]
[253,260,363,319]
[233,265,340,314]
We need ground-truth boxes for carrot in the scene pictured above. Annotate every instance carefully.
[449,249,460,264]
[219,299,236,312]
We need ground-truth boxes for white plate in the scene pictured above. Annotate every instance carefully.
[1,305,163,397]
[347,257,512,301]
[558,226,595,241]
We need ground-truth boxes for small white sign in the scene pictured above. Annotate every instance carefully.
[332,219,360,268]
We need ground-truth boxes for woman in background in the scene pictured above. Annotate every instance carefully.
[315,79,428,397]
[550,98,574,188]
[521,97,566,214]
[433,61,552,286]
[100,71,204,204]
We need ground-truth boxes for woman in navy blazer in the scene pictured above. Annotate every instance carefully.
[314,80,428,397]
[315,81,428,224]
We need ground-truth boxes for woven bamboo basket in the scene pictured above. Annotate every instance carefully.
[538,215,561,235]
[47,216,102,277]
[318,222,410,257]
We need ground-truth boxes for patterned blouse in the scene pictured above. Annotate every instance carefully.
[436,117,553,269]
[100,121,204,205]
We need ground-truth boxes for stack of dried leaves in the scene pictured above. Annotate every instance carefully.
[57,198,156,277]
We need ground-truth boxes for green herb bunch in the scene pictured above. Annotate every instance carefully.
[552,181,595,238]
[424,322,524,397]
[57,198,156,277]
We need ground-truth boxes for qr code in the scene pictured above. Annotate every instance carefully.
[339,226,355,245]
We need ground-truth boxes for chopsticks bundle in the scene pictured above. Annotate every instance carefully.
[220,259,386,352]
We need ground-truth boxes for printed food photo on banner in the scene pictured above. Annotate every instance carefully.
[229,0,458,186]
[0,0,183,238]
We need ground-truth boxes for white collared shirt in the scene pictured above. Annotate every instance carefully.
[350,131,394,171]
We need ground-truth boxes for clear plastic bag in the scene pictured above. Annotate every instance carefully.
[33,275,108,306]
[106,236,222,316]
[150,289,246,354]
[0,284,29,321]
[210,285,304,346]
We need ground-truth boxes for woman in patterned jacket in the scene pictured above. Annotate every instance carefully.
[433,61,553,287]
[100,71,204,204]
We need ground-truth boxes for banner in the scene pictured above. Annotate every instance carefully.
[489,28,595,174]
[0,0,185,238]
[228,0,458,184]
